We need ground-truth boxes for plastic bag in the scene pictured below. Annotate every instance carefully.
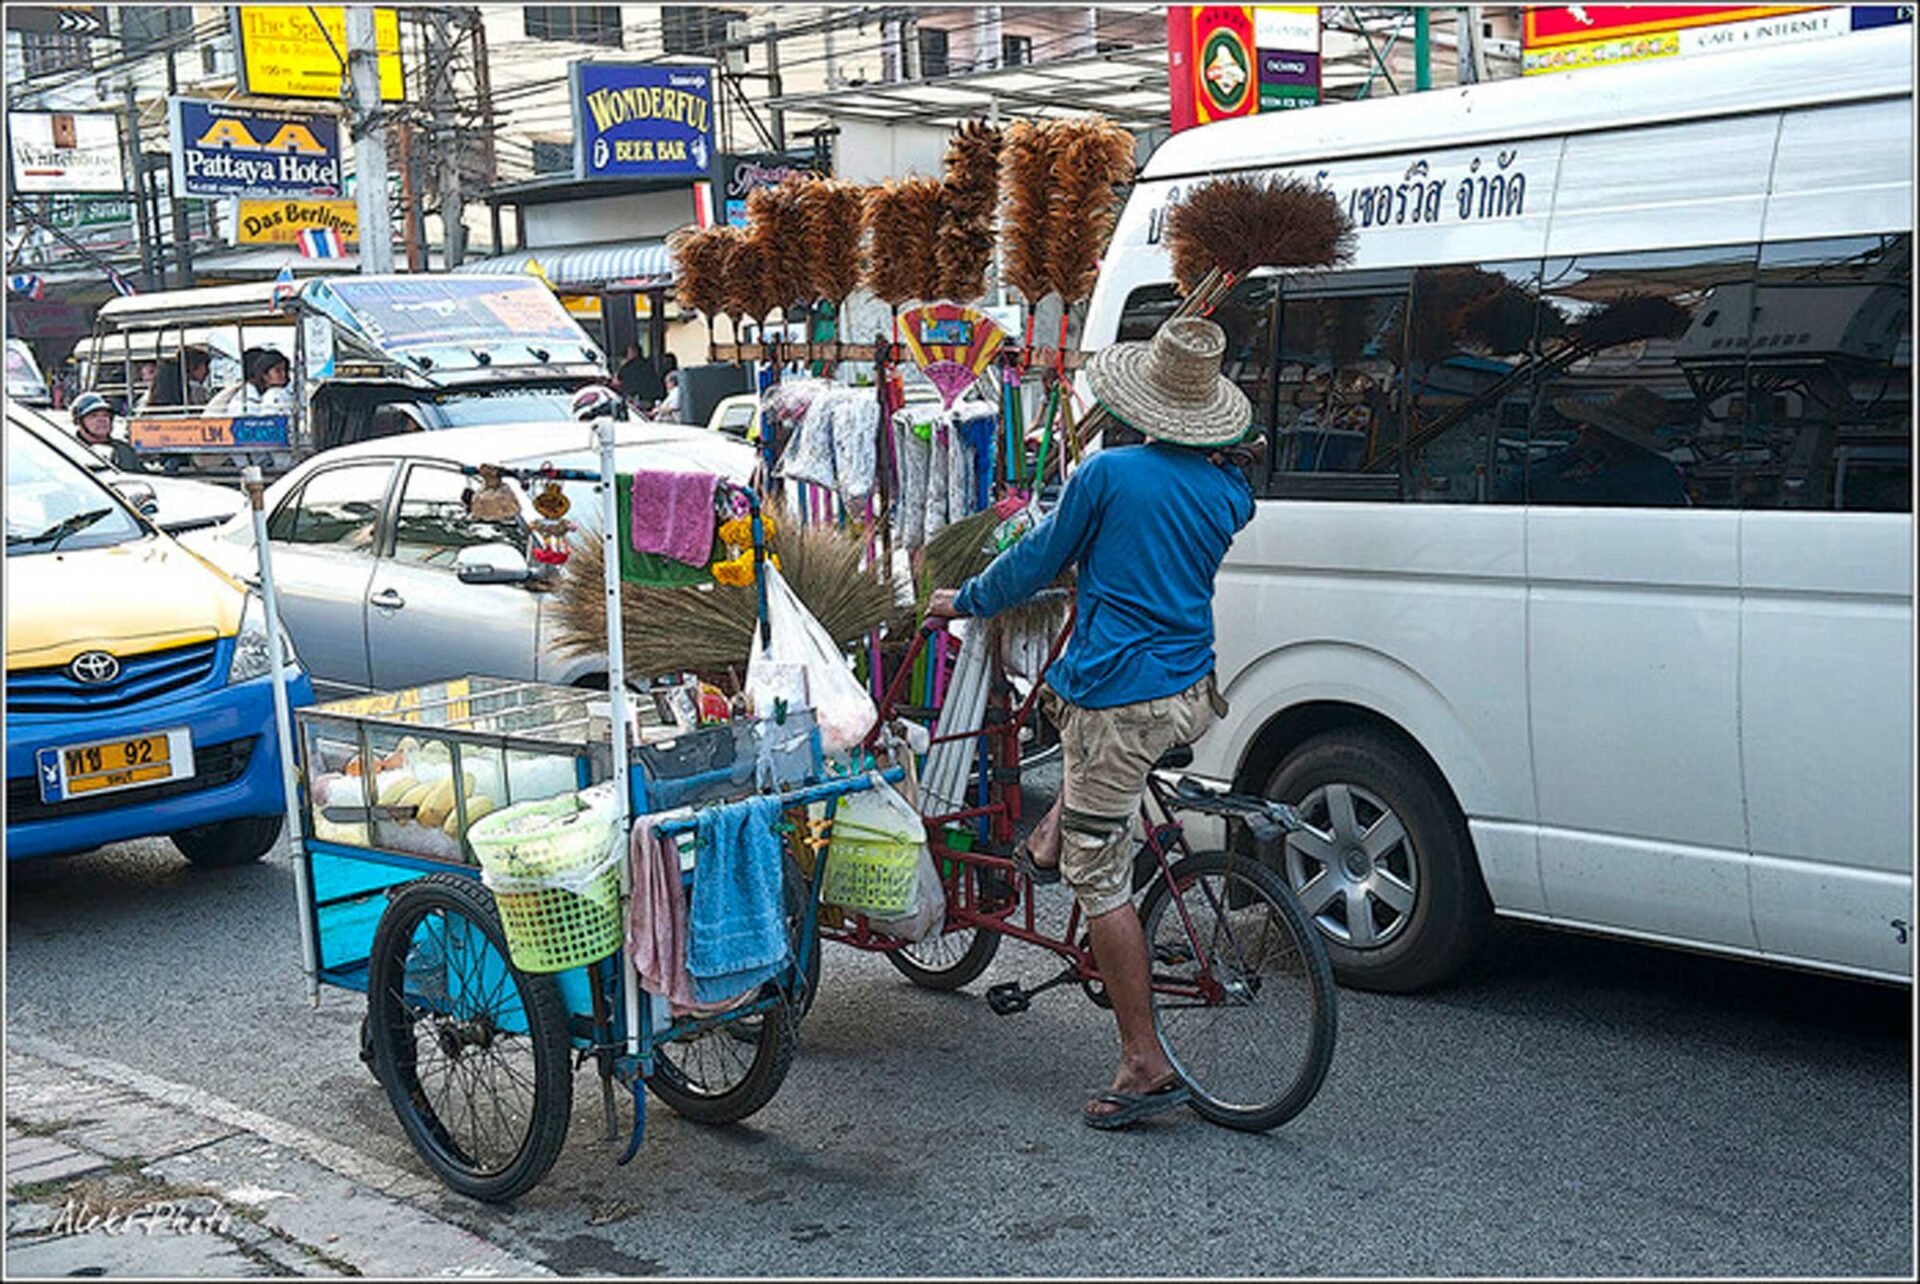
[831,394,880,511]
[746,564,878,755]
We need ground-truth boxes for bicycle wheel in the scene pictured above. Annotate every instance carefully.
[1137,850,1337,1133]
[645,856,808,1124]
[888,925,1000,990]
[365,874,573,1203]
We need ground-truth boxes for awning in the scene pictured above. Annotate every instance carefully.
[451,241,673,292]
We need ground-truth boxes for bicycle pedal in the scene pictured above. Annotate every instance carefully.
[985,982,1031,1016]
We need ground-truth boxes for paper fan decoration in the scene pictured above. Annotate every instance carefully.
[896,303,1007,408]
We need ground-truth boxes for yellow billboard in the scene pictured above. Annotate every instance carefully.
[236,198,359,246]
[236,6,404,102]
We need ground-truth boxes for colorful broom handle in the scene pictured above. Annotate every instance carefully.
[748,488,771,651]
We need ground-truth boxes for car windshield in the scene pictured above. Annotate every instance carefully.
[424,392,578,429]
[5,423,146,557]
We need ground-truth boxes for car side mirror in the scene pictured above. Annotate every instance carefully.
[114,479,158,516]
[455,542,532,585]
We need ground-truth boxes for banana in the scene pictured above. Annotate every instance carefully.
[376,774,419,808]
[445,795,495,837]
[416,778,458,830]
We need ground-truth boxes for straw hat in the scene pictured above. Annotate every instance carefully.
[1085,316,1252,448]
[1551,386,1673,456]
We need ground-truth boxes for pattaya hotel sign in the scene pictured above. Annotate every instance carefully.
[170,98,343,200]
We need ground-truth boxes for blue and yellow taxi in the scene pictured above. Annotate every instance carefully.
[5,418,313,864]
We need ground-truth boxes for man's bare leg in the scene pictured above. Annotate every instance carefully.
[1084,902,1178,1119]
[1024,794,1063,869]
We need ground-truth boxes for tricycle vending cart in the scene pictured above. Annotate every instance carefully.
[271,424,898,1203]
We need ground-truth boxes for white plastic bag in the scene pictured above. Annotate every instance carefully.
[746,564,878,755]
[778,393,839,490]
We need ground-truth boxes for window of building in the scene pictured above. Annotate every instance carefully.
[662,5,743,56]
[523,5,623,48]
[1527,245,1759,508]
[1401,260,1546,503]
[1736,234,1910,513]
[918,26,950,77]
[19,31,91,77]
[1002,33,1032,67]
[119,8,190,55]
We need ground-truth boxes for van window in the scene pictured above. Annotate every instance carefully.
[1738,235,1911,512]
[1270,270,1411,499]
[1526,244,1760,508]
[1402,261,1547,504]
[1113,279,1277,460]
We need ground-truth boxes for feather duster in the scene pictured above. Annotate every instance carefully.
[935,121,1003,303]
[1000,120,1057,306]
[801,177,867,307]
[1044,118,1137,306]
[723,231,780,327]
[863,177,943,306]
[746,178,813,315]
[1571,292,1691,351]
[668,224,734,324]
[1163,174,1356,295]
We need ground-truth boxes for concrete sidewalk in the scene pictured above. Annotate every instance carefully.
[4,1037,546,1278]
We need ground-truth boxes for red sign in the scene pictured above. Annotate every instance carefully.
[1523,6,1826,47]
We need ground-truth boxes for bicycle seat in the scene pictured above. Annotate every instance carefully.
[1167,776,1305,842]
[1154,744,1195,770]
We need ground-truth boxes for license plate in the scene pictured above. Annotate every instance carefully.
[36,728,195,804]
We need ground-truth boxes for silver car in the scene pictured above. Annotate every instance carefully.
[182,420,758,700]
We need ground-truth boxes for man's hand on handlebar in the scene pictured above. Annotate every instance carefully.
[925,588,968,621]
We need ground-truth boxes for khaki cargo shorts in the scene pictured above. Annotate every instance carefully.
[1039,674,1222,919]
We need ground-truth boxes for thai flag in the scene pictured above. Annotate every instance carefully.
[107,268,137,297]
[298,227,347,259]
[272,264,297,308]
[6,273,44,300]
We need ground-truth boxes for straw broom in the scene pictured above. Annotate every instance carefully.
[548,524,908,684]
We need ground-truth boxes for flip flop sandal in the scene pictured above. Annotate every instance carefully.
[1082,1079,1192,1130]
[1012,842,1061,885]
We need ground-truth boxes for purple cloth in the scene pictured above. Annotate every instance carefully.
[629,469,718,566]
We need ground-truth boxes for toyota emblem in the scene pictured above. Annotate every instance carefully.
[69,651,120,685]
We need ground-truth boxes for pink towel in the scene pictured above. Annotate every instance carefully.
[626,818,699,1016]
[629,469,718,567]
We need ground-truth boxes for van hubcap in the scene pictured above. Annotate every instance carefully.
[1281,782,1418,950]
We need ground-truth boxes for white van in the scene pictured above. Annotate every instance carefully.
[1082,27,1913,991]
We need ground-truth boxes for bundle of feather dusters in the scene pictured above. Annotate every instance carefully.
[745,180,813,315]
[863,177,945,306]
[1000,120,1058,307]
[550,524,909,682]
[797,177,867,308]
[935,121,1003,303]
[721,231,781,329]
[1163,174,1358,296]
[1044,118,1137,306]
[668,224,739,328]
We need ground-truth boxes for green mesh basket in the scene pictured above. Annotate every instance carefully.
[486,860,623,974]
[820,821,920,918]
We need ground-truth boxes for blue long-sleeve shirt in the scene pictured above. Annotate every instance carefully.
[955,443,1256,710]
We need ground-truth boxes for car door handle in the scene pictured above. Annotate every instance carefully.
[370,588,405,611]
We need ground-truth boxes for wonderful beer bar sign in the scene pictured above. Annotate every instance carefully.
[570,61,716,180]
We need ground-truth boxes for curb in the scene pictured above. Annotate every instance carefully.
[5,1033,550,1277]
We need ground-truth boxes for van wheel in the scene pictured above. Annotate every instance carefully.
[171,815,284,868]
[1263,730,1487,993]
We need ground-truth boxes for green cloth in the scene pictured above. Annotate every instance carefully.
[616,473,719,587]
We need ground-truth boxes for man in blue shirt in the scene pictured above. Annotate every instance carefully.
[929,317,1257,1129]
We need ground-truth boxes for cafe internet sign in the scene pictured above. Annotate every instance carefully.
[571,62,715,179]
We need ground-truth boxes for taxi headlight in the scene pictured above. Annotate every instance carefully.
[227,593,300,685]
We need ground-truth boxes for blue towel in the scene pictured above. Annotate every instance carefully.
[686,794,792,1005]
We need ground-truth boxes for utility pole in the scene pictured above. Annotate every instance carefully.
[121,83,157,289]
[764,22,785,150]
[428,9,465,269]
[397,121,424,271]
[165,50,194,286]
[347,6,394,274]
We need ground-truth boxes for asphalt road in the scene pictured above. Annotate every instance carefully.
[5,817,1911,1277]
